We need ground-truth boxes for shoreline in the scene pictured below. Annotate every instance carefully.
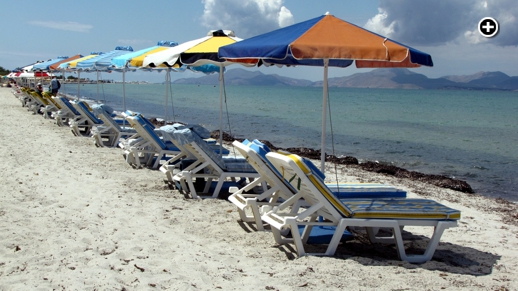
[1,87,517,290]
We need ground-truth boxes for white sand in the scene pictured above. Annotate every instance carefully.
[1,87,517,290]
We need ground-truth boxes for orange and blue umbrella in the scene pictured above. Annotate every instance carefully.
[32,56,70,72]
[47,55,83,71]
[219,13,433,171]
[219,13,432,68]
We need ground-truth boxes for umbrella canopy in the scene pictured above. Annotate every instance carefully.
[15,61,45,73]
[48,55,83,71]
[32,56,69,71]
[58,52,104,70]
[111,41,178,70]
[110,41,181,120]
[219,13,432,68]
[74,46,134,71]
[18,72,51,78]
[219,13,433,171]
[142,30,255,70]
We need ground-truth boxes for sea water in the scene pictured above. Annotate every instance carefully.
[65,83,518,202]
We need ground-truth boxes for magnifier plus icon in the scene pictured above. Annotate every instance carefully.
[478,17,499,38]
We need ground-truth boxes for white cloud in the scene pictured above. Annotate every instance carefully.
[365,0,518,47]
[29,21,93,33]
[278,6,293,27]
[364,8,395,37]
[201,0,294,38]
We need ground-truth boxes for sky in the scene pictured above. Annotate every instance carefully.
[1,0,517,83]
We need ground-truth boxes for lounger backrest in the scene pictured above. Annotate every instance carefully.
[173,128,227,170]
[42,92,61,109]
[234,140,296,195]
[59,97,81,115]
[266,151,346,222]
[30,91,50,106]
[98,111,122,131]
[132,115,167,150]
[277,149,325,181]
[77,101,103,124]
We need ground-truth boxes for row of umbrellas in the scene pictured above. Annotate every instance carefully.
[9,13,433,171]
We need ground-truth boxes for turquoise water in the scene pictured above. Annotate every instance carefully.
[65,83,518,201]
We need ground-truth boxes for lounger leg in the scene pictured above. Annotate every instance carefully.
[286,218,307,256]
[392,221,451,263]
[184,172,199,199]
[331,219,456,263]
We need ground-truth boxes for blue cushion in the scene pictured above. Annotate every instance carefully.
[291,225,354,244]
[78,102,103,124]
[60,97,80,115]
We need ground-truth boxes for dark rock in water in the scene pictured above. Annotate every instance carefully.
[327,155,359,165]
[285,147,321,160]
[148,118,165,127]
[257,140,278,150]
[210,130,236,142]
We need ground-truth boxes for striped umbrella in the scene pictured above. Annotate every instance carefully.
[143,30,257,149]
[219,13,433,171]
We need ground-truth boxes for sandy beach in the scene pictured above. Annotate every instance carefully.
[1,87,517,290]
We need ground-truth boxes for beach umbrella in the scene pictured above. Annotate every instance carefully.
[58,52,107,71]
[19,72,51,78]
[30,56,68,86]
[219,12,433,171]
[58,52,104,97]
[143,30,257,150]
[32,56,69,72]
[111,41,178,69]
[73,46,134,104]
[110,41,179,117]
[48,54,83,71]
[74,46,134,71]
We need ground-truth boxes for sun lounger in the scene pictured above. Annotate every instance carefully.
[69,101,105,136]
[17,87,33,107]
[92,111,137,147]
[228,140,406,231]
[158,125,229,183]
[123,115,181,169]
[26,91,49,115]
[40,92,61,119]
[261,151,460,263]
[171,129,263,199]
[53,97,82,127]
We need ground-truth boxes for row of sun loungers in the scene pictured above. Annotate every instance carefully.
[10,85,461,263]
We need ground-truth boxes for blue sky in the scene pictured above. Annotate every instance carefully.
[1,0,517,82]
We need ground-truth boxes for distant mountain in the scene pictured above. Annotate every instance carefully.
[173,68,312,86]
[172,68,518,91]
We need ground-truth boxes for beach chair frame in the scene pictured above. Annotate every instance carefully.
[262,152,460,263]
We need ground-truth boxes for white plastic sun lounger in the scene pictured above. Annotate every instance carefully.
[171,129,263,199]
[123,115,180,169]
[229,139,406,231]
[261,151,460,263]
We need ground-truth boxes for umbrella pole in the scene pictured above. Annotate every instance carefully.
[120,68,127,127]
[165,68,169,121]
[320,59,329,172]
[122,68,126,112]
[77,71,81,100]
[219,65,224,156]
[96,71,100,102]
[62,69,66,95]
